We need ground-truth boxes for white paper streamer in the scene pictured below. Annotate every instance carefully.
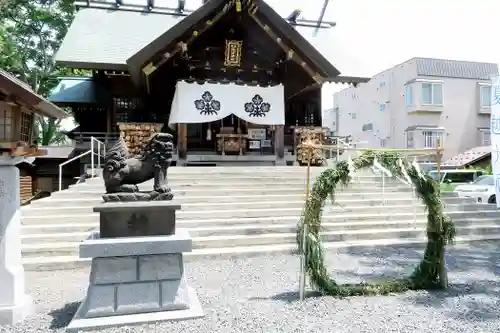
[373,157,392,177]
[398,158,412,184]
[412,157,423,179]
[347,156,356,177]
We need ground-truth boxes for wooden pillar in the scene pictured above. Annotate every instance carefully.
[106,108,112,145]
[274,125,284,159]
[178,124,187,159]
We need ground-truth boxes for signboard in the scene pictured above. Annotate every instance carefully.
[224,40,243,67]
[490,75,500,208]
[249,140,261,149]
[261,139,272,148]
[248,128,266,140]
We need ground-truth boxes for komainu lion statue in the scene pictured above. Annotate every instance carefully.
[102,133,174,202]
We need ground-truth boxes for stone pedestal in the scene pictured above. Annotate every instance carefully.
[95,201,181,238]
[0,158,33,326]
[67,202,203,332]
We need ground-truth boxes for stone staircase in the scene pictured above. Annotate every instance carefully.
[21,166,500,271]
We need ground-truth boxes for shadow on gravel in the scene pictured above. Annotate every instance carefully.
[406,281,500,322]
[248,291,322,303]
[343,242,500,322]
[48,301,81,329]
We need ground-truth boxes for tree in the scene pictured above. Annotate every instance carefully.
[0,0,81,145]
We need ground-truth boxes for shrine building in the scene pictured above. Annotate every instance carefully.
[49,0,369,165]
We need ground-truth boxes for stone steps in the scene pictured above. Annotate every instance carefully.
[22,234,500,271]
[21,217,500,243]
[19,165,496,271]
[22,223,500,257]
[21,202,471,219]
[68,182,409,192]
[28,195,467,208]
[21,207,497,227]
[20,210,500,262]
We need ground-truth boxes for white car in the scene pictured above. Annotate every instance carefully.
[453,175,496,204]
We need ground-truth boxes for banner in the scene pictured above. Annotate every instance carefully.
[490,75,500,208]
[168,81,285,126]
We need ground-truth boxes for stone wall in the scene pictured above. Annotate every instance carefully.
[82,253,190,318]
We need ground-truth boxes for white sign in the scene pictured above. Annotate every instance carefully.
[249,140,261,149]
[490,76,500,208]
[261,139,272,148]
[169,81,285,126]
[248,128,266,140]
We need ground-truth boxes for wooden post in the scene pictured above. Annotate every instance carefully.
[299,143,313,301]
[106,108,112,145]
[177,124,187,159]
[435,138,448,288]
[275,125,284,159]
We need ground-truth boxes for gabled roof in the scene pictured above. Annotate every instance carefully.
[0,69,68,119]
[127,0,340,82]
[55,4,371,80]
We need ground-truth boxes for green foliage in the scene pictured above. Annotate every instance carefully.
[0,0,83,145]
[0,0,76,95]
[297,151,455,296]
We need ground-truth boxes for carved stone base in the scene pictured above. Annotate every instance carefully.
[94,201,181,238]
[102,191,174,202]
[66,231,204,332]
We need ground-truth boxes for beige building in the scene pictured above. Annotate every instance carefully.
[334,57,498,159]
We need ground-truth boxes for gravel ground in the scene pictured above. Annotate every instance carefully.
[1,241,499,333]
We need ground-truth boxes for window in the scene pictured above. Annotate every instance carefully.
[480,129,491,145]
[474,175,494,186]
[351,113,356,119]
[422,130,444,148]
[379,103,386,112]
[442,172,476,184]
[362,123,373,131]
[421,83,443,105]
[405,85,413,106]
[380,138,387,147]
[406,131,414,148]
[480,85,491,107]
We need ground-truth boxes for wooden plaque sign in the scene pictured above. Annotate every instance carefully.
[224,40,243,67]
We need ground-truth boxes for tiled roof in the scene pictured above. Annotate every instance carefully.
[413,57,499,80]
[54,8,185,68]
[48,77,104,104]
[442,146,491,167]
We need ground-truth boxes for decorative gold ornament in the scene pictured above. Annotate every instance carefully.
[224,40,243,67]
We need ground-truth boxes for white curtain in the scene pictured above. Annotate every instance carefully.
[168,81,285,126]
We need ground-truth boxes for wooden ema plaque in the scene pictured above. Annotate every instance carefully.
[295,127,326,166]
[118,123,164,156]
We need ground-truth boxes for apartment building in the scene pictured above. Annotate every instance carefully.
[334,57,498,159]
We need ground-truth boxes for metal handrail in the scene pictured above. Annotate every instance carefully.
[59,150,91,191]
[57,136,106,192]
[90,136,106,178]
[371,159,417,226]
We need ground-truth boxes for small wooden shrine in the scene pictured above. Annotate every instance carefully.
[0,69,68,157]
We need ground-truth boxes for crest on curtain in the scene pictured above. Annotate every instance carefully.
[194,91,221,115]
[244,94,270,117]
